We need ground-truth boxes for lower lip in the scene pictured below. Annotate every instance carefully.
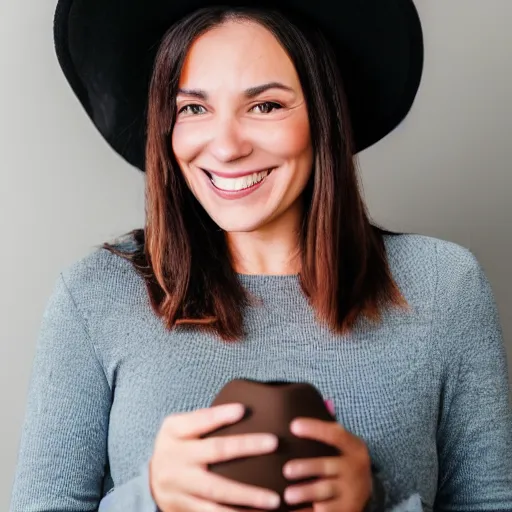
[205,170,274,200]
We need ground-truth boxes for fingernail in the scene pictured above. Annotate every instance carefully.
[262,435,278,449]
[225,403,244,418]
[324,399,335,415]
[266,493,281,509]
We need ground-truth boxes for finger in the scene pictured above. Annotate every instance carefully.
[185,432,279,465]
[291,418,355,451]
[284,478,338,505]
[164,403,246,439]
[179,467,281,510]
[283,456,341,480]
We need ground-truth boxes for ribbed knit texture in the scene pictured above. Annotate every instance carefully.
[9,233,512,511]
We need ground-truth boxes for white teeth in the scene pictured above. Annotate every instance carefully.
[210,169,271,191]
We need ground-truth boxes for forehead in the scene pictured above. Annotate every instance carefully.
[179,19,300,88]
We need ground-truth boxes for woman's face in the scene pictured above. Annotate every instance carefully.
[172,19,313,233]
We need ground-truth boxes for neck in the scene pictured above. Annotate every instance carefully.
[225,203,302,275]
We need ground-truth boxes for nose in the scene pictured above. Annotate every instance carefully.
[208,117,252,163]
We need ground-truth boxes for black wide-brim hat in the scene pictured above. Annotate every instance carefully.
[53,0,424,172]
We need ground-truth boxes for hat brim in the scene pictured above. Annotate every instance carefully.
[54,0,424,171]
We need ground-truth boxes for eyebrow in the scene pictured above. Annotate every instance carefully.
[176,82,294,100]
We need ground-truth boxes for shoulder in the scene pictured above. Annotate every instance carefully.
[382,231,494,315]
[383,230,482,281]
[58,233,147,314]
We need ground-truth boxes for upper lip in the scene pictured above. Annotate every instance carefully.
[201,167,274,178]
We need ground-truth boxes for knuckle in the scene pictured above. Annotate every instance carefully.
[163,493,180,512]
[237,434,261,455]
[321,479,336,499]
[151,463,172,493]
[202,501,222,512]
[203,475,225,502]
[211,436,231,460]
[236,435,250,452]
[241,434,263,452]
[162,414,178,434]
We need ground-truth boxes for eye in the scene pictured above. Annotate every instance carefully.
[251,101,283,114]
[178,104,206,115]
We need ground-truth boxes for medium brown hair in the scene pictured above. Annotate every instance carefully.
[104,6,410,342]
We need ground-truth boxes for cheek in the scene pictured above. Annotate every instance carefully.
[171,123,206,163]
[261,112,311,159]
[171,126,205,194]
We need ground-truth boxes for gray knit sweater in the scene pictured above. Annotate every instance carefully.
[9,233,512,511]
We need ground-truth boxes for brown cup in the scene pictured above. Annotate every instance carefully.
[201,379,340,511]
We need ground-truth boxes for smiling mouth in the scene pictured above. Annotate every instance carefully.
[202,168,274,192]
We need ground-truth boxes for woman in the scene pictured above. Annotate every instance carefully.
[10,1,512,511]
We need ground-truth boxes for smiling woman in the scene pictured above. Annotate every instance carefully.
[108,7,410,340]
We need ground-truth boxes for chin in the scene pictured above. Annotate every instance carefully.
[210,215,268,233]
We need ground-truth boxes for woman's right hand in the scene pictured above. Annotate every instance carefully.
[149,403,282,512]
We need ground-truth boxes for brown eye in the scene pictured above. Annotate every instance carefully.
[178,104,206,115]
[251,102,282,114]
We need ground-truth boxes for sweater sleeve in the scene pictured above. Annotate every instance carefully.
[9,273,158,512]
[433,245,512,511]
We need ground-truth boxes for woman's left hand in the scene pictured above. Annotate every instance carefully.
[282,416,374,512]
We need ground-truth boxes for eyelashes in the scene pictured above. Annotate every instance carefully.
[178,104,206,115]
[250,101,283,114]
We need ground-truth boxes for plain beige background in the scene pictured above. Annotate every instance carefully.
[1,0,511,509]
